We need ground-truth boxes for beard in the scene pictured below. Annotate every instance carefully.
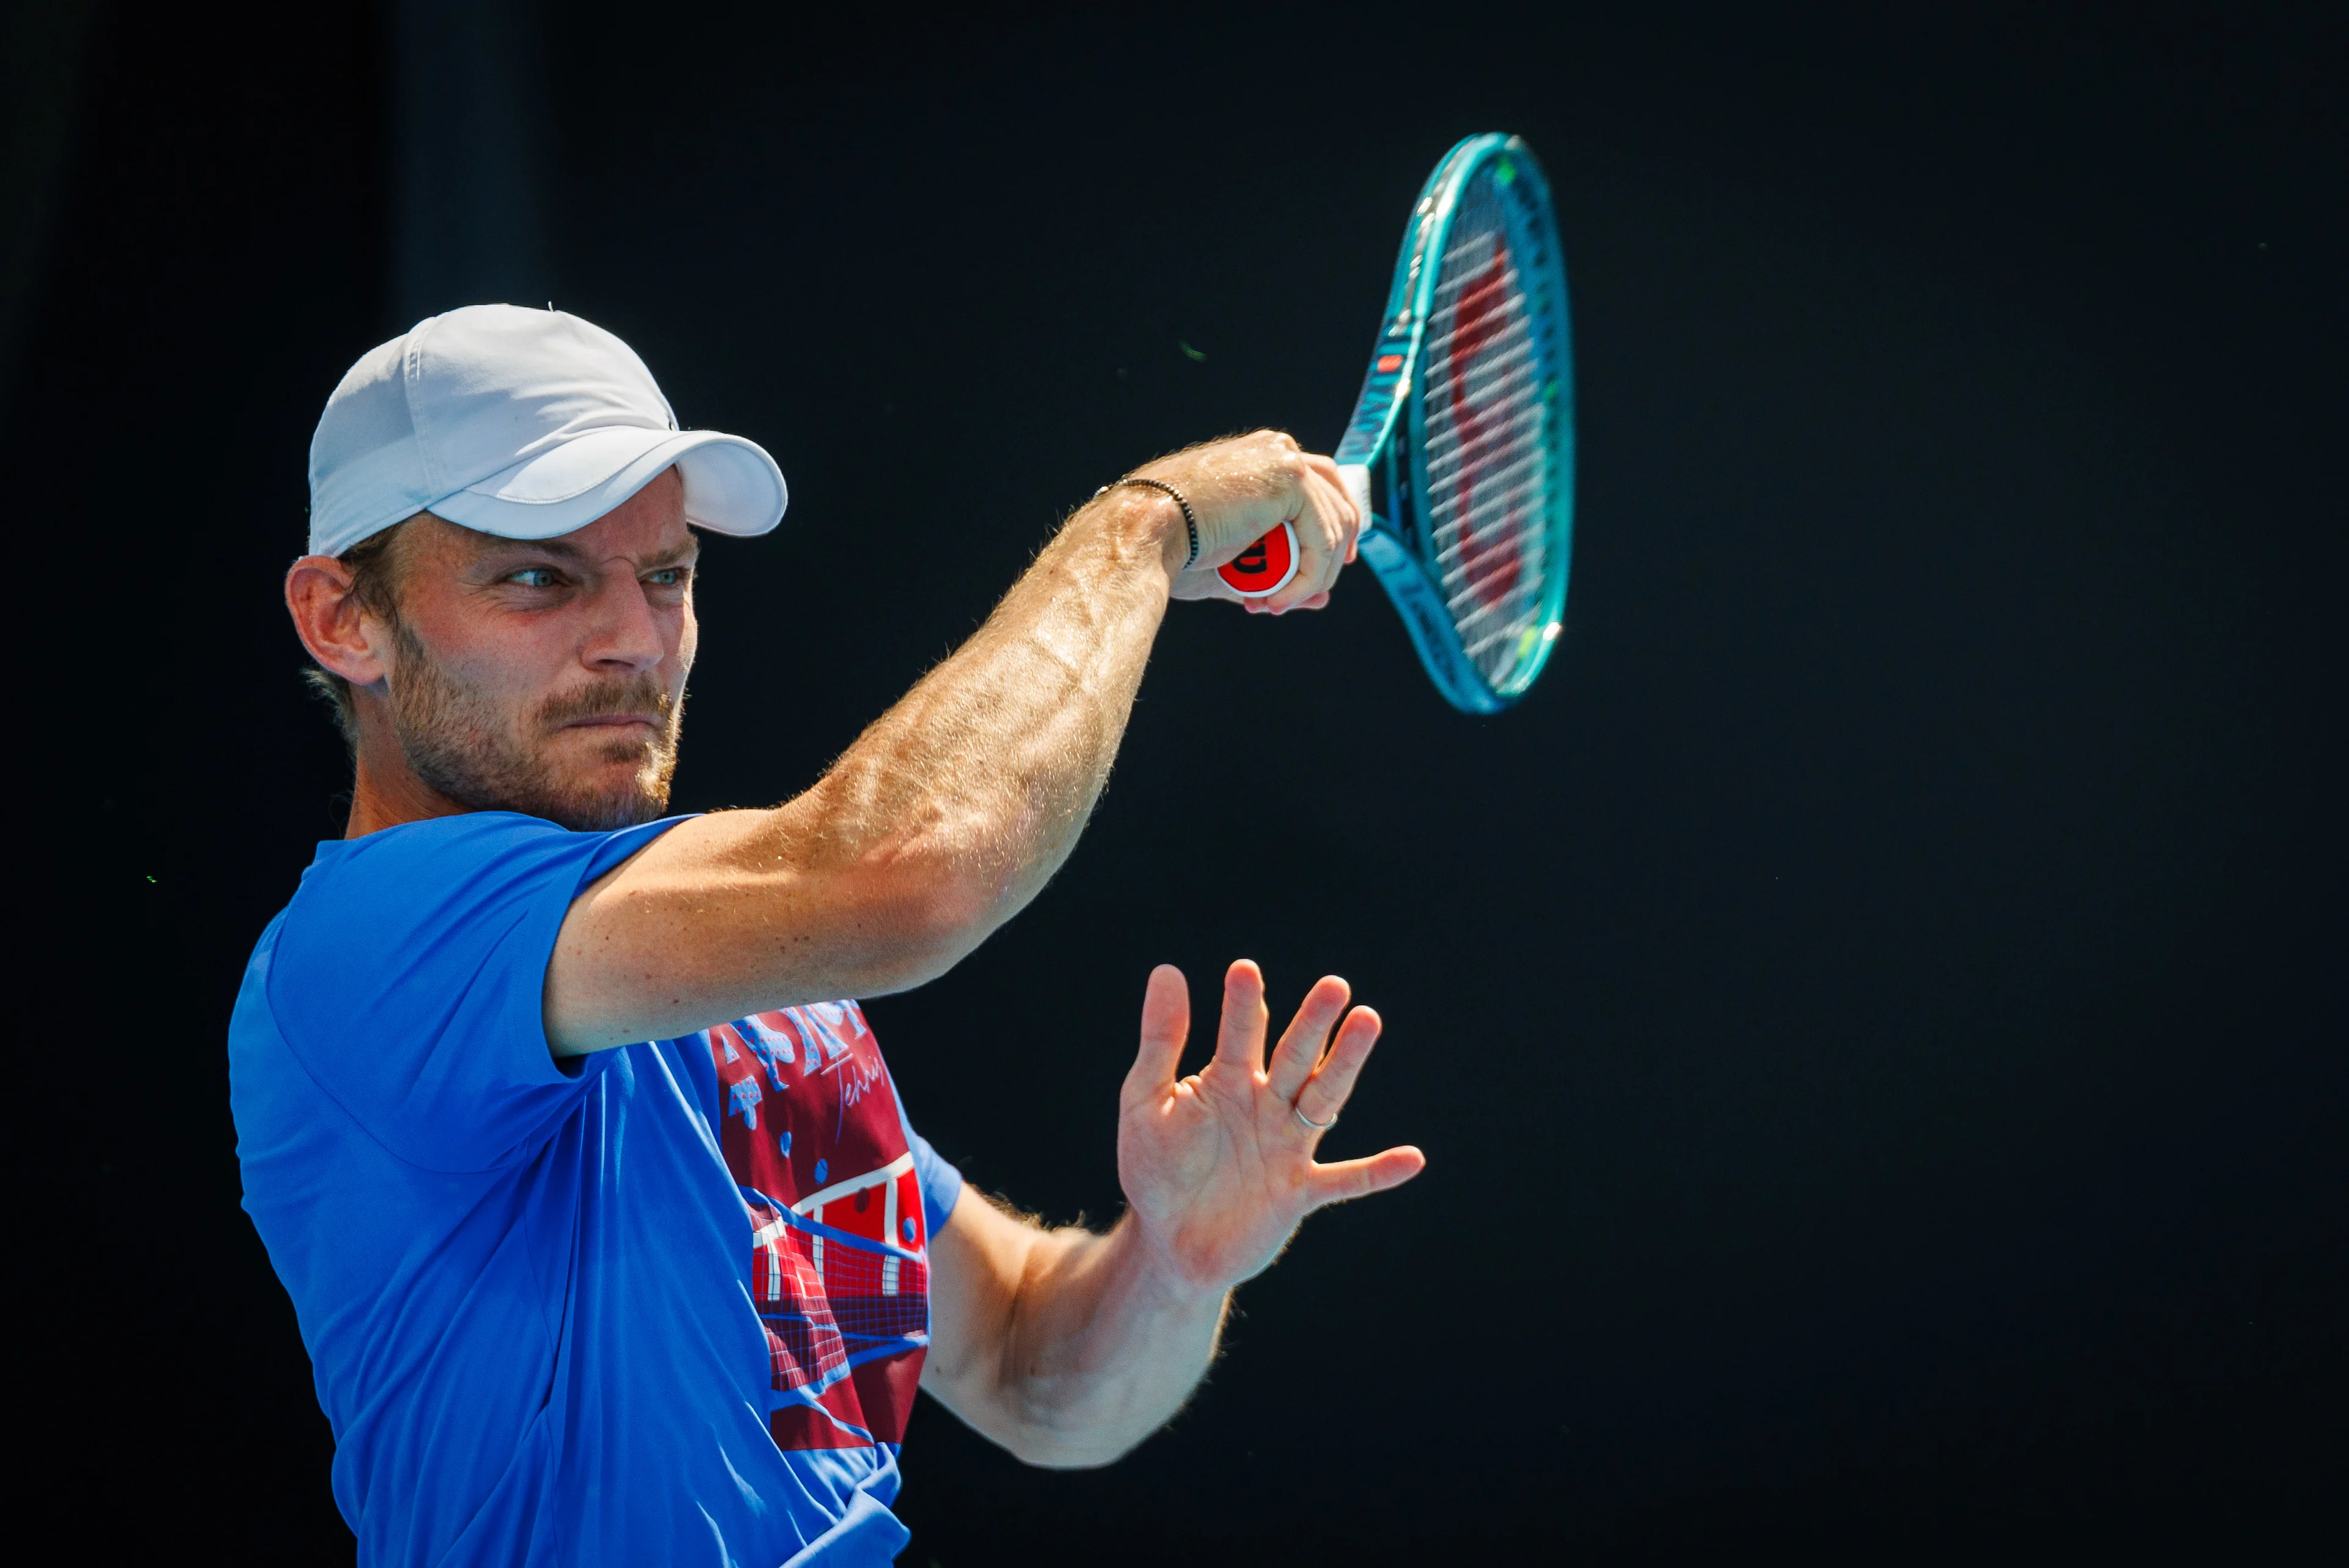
[385,617,684,831]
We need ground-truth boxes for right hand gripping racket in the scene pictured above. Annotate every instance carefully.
[1218,133,1575,713]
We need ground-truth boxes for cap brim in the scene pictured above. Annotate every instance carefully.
[429,425,787,541]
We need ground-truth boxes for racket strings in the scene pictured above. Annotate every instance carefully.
[1419,176,1554,684]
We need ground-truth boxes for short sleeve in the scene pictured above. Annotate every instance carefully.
[267,811,686,1172]
[909,1131,962,1236]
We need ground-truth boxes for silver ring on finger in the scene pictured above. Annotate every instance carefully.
[1293,1104,1338,1132]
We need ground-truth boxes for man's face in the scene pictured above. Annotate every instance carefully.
[380,469,700,831]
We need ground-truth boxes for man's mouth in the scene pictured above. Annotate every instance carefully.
[560,713,661,731]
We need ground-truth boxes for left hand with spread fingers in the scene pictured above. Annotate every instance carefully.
[1118,960,1427,1297]
[920,958,1423,1467]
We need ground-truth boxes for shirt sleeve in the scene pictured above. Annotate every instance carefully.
[267,811,686,1173]
[908,1130,963,1237]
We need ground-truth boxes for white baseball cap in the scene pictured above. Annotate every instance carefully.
[306,304,787,558]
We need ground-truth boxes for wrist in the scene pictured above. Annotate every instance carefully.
[1089,480,1196,582]
[1110,1210,1229,1313]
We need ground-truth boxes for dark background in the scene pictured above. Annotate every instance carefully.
[7,2,2343,1561]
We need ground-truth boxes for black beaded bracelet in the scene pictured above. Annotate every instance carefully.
[1094,477,1200,570]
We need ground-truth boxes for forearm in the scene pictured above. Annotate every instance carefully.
[988,1214,1229,1468]
[783,486,1182,937]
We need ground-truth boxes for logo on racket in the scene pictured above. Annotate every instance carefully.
[1217,519,1300,598]
[1440,233,1527,615]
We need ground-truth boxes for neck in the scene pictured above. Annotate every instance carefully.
[346,705,467,838]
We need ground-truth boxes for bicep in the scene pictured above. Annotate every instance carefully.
[919,1186,1041,1427]
[543,806,963,1055]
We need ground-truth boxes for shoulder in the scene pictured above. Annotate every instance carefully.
[250,814,688,1172]
[298,811,678,912]
[276,811,687,996]
[321,811,584,882]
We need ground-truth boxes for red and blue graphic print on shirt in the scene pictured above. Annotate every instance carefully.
[706,1001,929,1451]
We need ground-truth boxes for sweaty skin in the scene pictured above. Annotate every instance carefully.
[281,431,1419,1465]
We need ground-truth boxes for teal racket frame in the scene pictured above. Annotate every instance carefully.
[1337,133,1575,714]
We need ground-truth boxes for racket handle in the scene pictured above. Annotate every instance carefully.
[1214,463,1374,598]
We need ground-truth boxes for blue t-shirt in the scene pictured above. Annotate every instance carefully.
[228,812,963,1567]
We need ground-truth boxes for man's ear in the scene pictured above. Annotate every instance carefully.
[286,554,391,686]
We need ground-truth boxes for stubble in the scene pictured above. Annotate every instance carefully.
[387,617,683,831]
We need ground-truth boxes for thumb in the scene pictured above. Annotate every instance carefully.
[1123,964,1190,1107]
[1307,1146,1427,1209]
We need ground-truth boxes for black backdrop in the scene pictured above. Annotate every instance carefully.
[9,4,2343,1561]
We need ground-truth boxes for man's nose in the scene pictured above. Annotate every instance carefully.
[582,574,667,672]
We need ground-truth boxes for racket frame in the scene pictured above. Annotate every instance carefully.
[1337,133,1575,714]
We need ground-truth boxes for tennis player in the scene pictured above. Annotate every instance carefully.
[229,305,1425,1566]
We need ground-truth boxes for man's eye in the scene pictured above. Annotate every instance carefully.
[646,568,689,587]
[508,568,560,589]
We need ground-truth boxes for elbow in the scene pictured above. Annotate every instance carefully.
[832,861,1007,997]
[990,1375,1161,1470]
[1000,1425,1145,1471]
[783,778,1048,995]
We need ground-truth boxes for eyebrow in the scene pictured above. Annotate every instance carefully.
[484,537,701,571]
[637,541,702,571]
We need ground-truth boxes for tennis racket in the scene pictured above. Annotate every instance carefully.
[1217,133,1575,714]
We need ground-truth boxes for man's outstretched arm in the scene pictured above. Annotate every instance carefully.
[547,435,1361,1053]
[919,962,1425,1466]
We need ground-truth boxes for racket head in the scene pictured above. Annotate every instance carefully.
[1342,134,1574,713]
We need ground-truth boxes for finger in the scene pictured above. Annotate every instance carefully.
[1308,1145,1428,1207]
[1292,1005,1382,1126]
[1123,964,1190,1107]
[1212,959,1270,1073]
[1299,452,1361,531]
[1264,469,1349,614]
[1258,470,1341,615]
[1300,451,1364,563]
[1266,974,1351,1102]
[1305,464,1359,578]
